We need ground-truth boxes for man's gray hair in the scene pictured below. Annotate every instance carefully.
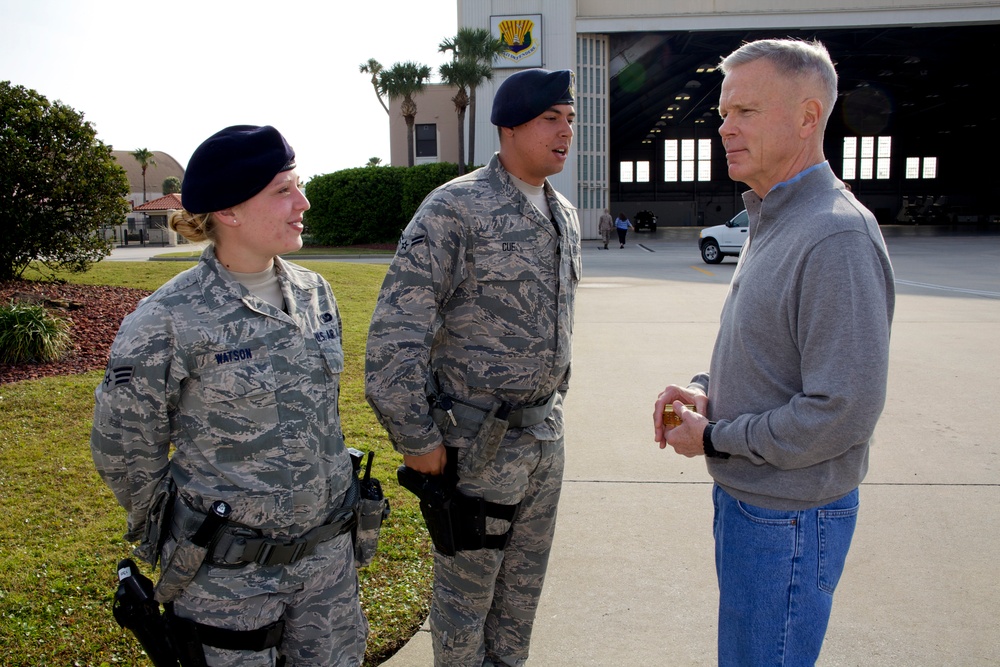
[720,39,838,124]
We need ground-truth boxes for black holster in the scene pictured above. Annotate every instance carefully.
[164,603,284,662]
[397,448,520,557]
[397,462,459,555]
[113,558,283,667]
[113,559,178,667]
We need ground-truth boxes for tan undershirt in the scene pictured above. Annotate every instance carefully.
[229,264,285,311]
[509,173,553,221]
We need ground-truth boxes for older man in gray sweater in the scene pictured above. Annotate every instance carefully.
[654,39,894,666]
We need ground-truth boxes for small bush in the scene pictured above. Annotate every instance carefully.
[0,301,72,364]
[305,162,461,246]
[305,166,407,246]
[400,162,460,222]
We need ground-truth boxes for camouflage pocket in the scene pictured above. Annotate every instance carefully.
[353,496,389,568]
[458,410,509,477]
[135,475,175,567]
[154,536,208,604]
[350,451,390,568]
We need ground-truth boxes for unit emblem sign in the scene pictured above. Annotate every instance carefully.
[492,14,543,68]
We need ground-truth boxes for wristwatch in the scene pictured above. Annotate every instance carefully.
[702,422,730,459]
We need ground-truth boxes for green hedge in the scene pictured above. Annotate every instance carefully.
[400,163,462,223]
[305,163,460,246]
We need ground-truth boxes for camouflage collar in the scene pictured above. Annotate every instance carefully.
[195,245,324,311]
[487,154,551,199]
[487,154,558,233]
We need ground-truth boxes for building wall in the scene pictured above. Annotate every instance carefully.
[388,84,462,167]
[459,0,579,201]
[575,33,609,240]
[450,0,1000,237]
[576,0,999,27]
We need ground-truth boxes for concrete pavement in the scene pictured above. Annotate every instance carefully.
[105,242,206,261]
[106,230,1000,665]
[381,230,1000,666]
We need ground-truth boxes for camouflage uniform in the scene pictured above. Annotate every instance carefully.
[91,246,366,666]
[365,154,581,666]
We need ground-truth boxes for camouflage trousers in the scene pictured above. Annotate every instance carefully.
[170,532,367,666]
[430,431,565,667]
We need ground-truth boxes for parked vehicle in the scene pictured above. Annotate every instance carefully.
[634,210,657,232]
[699,209,748,263]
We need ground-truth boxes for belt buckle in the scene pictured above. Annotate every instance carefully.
[255,536,307,566]
[207,526,258,567]
[329,507,356,530]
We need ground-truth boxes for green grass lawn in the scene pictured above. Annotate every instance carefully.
[0,259,431,666]
[153,246,395,259]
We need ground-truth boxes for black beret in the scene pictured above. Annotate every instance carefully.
[491,68,575,128]
[182,125,296,214]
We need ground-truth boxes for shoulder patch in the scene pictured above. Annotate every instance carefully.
[398,234,426,254]
[102,365,134,390]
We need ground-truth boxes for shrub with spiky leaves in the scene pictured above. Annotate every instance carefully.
[0,301,72,364]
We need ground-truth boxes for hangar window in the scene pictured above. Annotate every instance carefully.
[620,162,632,182]
[905,157,938,179]
[843,136,891,180]
[620,160,650,183]
[636,161,650,182]
[663,139,711,182]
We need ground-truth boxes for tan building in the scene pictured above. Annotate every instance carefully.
[388,84,462,167]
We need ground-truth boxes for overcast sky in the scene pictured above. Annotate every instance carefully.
[1,0,458,181]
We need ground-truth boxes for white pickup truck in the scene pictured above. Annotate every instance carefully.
[699,209,749,263]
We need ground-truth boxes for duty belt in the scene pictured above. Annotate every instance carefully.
[171,500,357,568]
[431,390,558,438]
[214,507,356,567]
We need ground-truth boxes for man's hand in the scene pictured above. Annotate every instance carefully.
[664,402,710,457]
[653,385,708,454]
[402,445,447,475]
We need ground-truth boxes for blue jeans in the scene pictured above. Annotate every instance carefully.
[712,484,859,667]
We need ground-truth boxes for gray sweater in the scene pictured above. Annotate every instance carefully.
[691,163,895,510]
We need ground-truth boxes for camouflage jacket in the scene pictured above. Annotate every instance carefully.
[91,247,353,543]
[365,154,582,457]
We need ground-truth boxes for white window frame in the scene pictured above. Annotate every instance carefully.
[843,135,891,180]
[665,138,711,182]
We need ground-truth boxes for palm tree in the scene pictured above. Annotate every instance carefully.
[130,148,156,203]
[365,157,383,167]
[439,28,507,168]
[439,58,489,175]
[359,58,389,116]
[378,61,432,168]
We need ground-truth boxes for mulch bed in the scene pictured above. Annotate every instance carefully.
[0,280,151,385]
[0,244,398,386]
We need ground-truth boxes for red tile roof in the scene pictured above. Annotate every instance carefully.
[134,193,183,211]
